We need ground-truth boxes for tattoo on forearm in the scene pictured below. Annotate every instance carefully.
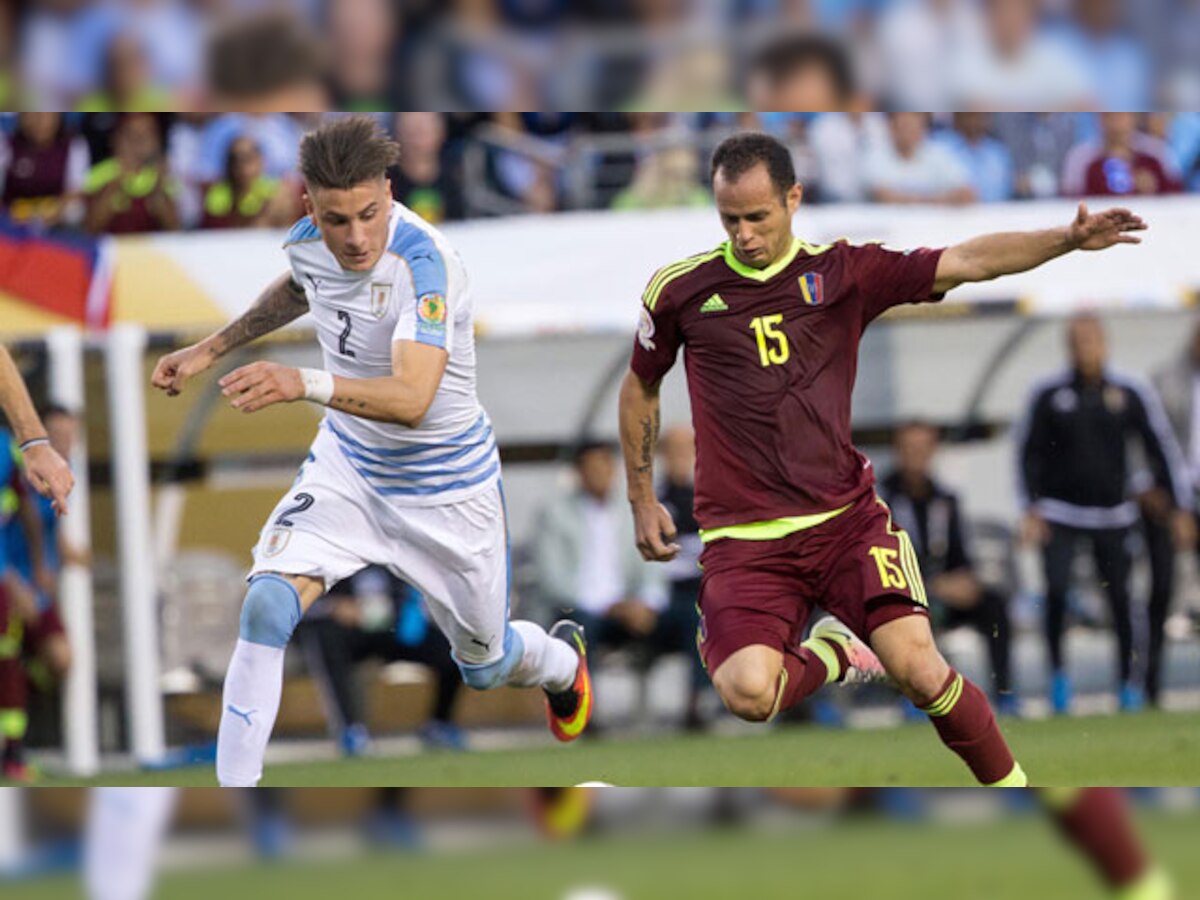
[330,395,369,412]
[636,409,659,475]
[210,280,309,358]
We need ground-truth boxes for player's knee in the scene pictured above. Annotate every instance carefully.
[239,575,303,649]
[713,664,778,722]
[457,626,524,691]
[892,654,951,707]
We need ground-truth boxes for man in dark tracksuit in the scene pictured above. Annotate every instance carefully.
[1016,313,1194,714]
[879,422,1015,714]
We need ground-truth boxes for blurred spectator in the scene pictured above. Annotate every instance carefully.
[389,113,465,224]
[863,112,975,205]
[1061,112,1183,197]
[1162,0,1200,108]
[630,42,738,112]
[63,0,201,107]
[83,112,181,234]
[745,32,864,113]
[875,0,985,110]
[949,0,1094,110]
[1167,112,1200,192]
[0,112,90,229]
[75,32,174,112]
[296,568,467,755]
[808,112,888,204]
[1047,0,1152,110]
[489,113,569,214]
[328,0,399,110]
[533,443,671,699]
[18,0,96,107]
[934,112,1014,202]
[655,426,711,730]
[1148,320,1200,707]
[1016,313,1193,715]
[0,2,14,107]
[992,112,1080,199]
[167,112,213,228]
[196,113,304,185]
[877,422,1015,711]
[610,145,709,211]
[203,10,329,112]
[200,136,298,230]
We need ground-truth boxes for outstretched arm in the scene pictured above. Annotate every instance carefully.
[218,339,448,428]
[933,203,1147,294]
[0,346,74,515]
[151,272,309,396]
[618,370,680,562]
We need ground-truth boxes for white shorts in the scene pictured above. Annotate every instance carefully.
[250,424,508,666]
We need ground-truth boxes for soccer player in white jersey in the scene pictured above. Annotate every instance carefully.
[151,117,592,787]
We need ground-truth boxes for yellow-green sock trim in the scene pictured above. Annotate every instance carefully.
[984,763,1029,788]
[802,637,842,686]
[1117,867,1173,900]
[922,673,964,717]
[1038,788,1081,811]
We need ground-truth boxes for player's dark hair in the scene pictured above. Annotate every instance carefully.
[711,132,796,199]
[206,11,326,101]
[299,115,401,191]
[750,32,856,101]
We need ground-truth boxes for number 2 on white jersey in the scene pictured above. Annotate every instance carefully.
[336,310,356,358]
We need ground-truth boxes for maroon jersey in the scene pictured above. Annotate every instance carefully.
[631,238,944,531]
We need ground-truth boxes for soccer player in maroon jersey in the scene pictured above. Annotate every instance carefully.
[619,132,1147,787]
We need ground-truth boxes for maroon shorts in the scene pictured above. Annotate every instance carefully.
[696,490,929,675]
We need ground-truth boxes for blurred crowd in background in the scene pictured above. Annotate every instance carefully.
[2,110,1200,237]
[2,0,1200,111]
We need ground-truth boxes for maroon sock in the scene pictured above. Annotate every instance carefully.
[1045,789,1149,889]
[922,670,1017,785]
[778,646,833,712]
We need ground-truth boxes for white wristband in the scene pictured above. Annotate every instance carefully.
[299,368,335,405]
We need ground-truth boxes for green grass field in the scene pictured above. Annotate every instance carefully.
[8,811,1199,900]
[39,711,1200,787]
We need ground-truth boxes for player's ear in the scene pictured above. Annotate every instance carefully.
[302,189,315,222]
[787,182,803,215]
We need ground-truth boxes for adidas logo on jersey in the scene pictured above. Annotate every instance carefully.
[700,293,729,313]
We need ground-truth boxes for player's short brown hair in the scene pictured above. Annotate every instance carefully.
[711,132,796,199]
[299,116,401,192]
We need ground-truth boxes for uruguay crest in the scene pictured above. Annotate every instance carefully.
[799,272,824,306]
[262,527,291,558]
[370,282,391,319]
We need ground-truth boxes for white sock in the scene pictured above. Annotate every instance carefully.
[507,620,578,692]
[84,788,178,900]
[216,639,286,787]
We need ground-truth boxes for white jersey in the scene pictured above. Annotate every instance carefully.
[284,202,499,507]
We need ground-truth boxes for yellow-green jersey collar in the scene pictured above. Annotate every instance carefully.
[721,237,830,282]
